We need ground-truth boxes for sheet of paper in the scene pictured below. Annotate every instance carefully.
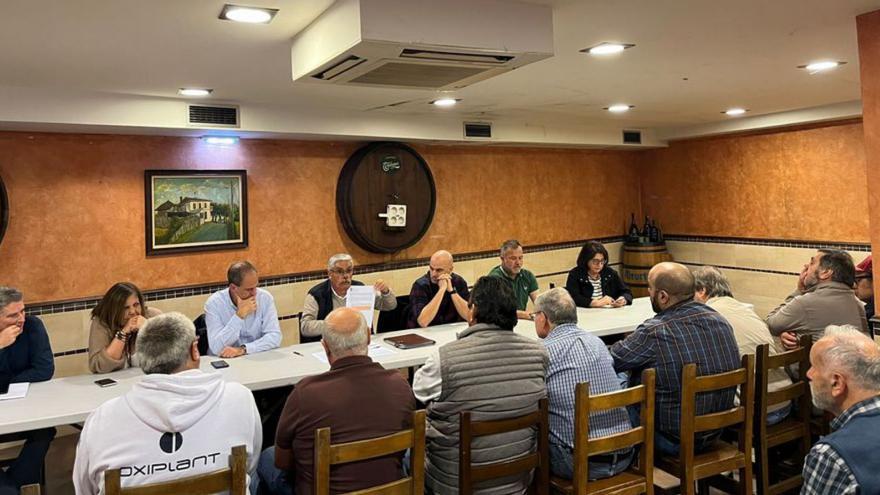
[311,344,397,364]
[0,383,29,401]
[346,285,377,330]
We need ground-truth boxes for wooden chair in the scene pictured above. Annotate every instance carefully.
[551,368,656,495]
[314,409,426,495]
[753,341,812,495]
[459,398,550,495]
[104,445,247,495]
[20,484,41,495]
[655,355,755,495]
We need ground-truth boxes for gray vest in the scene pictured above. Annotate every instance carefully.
[426,323,549,494]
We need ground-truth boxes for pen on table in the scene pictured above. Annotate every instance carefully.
[292,351,303,356]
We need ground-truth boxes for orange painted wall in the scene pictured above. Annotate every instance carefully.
[858,10,880,290]
[639,121,870,242]
[0,132,641,303]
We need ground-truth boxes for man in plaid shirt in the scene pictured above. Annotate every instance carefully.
[610,262,740,456]
[802,324,880,495]
[533,288,634,480]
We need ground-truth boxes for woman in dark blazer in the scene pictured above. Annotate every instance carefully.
[565,240,633,308]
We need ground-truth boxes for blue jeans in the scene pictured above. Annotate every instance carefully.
[549,444,634,480]
[766,403,792,426]
[0,427,55,491]
[653,430,720,457]
[258,447,294,495]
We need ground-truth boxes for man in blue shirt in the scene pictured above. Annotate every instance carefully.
[533,287,633,480]
[204,261,281,357]
[0,286,55,494]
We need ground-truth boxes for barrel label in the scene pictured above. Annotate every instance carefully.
[622,268,649,283]
[380,155,401,174]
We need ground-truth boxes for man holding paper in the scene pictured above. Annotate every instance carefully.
[300,254,397,341]
[0,286,55,494]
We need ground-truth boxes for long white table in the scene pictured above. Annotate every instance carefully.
[0,297,654,435]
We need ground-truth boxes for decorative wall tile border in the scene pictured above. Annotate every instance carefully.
[678,261,798,276]
[26,236,624,317]
[665,234,871,252]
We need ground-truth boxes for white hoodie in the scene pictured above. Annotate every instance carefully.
[73,369,262,495]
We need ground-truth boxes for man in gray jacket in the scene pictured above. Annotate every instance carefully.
[767,249,868,349]
[413,276,548,494]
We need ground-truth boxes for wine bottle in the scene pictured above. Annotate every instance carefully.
[642,216,651,241]
[628,213,639,240]
[649,218,659,242]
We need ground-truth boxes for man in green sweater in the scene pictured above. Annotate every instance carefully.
[488,239,539,320]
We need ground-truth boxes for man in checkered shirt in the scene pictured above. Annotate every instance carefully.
[802,324,880,495]
[533,288,634,480]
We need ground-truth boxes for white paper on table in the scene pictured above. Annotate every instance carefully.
[0,383,29,400]
[346,285,377,331]
[311,344,397,364]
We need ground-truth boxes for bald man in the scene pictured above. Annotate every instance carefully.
[802,325,880,495]
[260,308,415,495]
[408,250,471,328]
[610,262,740,456]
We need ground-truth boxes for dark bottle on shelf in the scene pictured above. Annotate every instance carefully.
[649,218,659,242]
[641,216,651,242]
[628,213,639,241]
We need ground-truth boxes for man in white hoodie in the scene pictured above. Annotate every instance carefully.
[73,312,262,495]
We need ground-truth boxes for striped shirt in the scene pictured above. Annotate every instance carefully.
[801,396,880,495]
[543,324,631,449]
[588,276,603,300]
[610,300,740,439]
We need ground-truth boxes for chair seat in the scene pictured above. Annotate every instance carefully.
[656,441,747,480]
[551,470,647,495]
[766,418,809,448]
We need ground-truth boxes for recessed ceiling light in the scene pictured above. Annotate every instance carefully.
[178,88,213,97]
[605,104,633,113]
[724,108,748,116]
[219,4,278,24]
[431,98,460,107]
[203,136,240,145]
[580,42,635,56]
[798,60,847,73]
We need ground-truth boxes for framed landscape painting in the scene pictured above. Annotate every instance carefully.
[145,170,248,256]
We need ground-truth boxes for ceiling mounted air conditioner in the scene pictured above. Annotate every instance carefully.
[291,0,554,90]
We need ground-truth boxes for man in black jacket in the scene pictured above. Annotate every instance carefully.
[0,286,55,494]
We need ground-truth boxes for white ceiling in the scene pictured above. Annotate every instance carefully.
[0,0,877,146]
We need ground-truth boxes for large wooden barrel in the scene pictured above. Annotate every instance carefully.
[621,242,673,297]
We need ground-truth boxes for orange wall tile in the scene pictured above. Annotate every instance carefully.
[0,132,640,303]
[639,122,870,243]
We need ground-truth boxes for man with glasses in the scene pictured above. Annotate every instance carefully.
[301,254,396,341]
[533,288,634,480]
[488,239,540,320]
[408,250,470,328]
[204,260,281,357]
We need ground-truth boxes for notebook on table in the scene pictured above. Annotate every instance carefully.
[384,333,436,349]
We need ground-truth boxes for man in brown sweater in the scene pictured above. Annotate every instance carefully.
[767,249,868,349]
[258,307,416,495]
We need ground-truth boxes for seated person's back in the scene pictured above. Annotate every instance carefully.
[268,307,416,494]
[73,312,262,494]
[611,262,740,453]
[414,276,549,494]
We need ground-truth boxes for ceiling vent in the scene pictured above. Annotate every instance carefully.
[187,104,239,128]
[291,0,553,90]
[622,130,642,145]
[464,122,492,140]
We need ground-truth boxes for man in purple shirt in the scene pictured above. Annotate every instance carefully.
[408,250,470,328]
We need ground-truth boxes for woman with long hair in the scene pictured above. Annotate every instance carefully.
[88,282,161,373]
[565,240,633,308]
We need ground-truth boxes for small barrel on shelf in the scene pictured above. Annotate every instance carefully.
[621,242,673,298]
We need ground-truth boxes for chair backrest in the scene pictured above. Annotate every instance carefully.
[377,295,411,333]
[20,484,41,495]
[679,355,755,465]
[314,409,426,495]
[459,398,550,495]
[755,340,812,426]
[104,445,247,495]
[571,368,656,492]
[192,313,209,355]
